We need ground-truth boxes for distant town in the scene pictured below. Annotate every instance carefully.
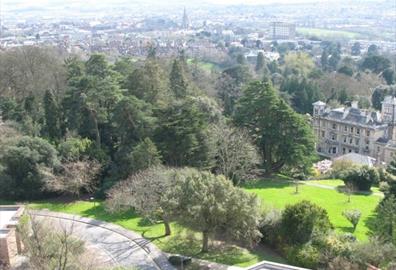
[1,0,395,59]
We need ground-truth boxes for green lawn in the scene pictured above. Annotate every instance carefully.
[297,27,363,39]
[187,58,217,72]
[25,177,381,265]
[243,179,381,240]
[308,179,381,193]
[31,200,285,267]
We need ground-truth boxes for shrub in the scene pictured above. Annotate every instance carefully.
[259,208,282,247]
[311,232,355,266]
[328,256,360,270]
[343,166,379,191]
[342,209,361,232]
[285,244,321,269]
[280,200,333,245]
[351,237,396,269]
[331,159,359,179]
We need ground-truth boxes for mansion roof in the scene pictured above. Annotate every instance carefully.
[320,106,384,128]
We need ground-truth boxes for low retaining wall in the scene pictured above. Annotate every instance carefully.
[0,206,24,268]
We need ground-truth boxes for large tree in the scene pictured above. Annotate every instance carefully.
[163,170,262,252]
[112,96,156,146]
[372,196,396,245]
[155,99,214,168]
[255,52,265,72]
[211,123,260,184]
[106,167,175,236]
[234,81,315,174]
[43,89,61,141]
[170,59,188,98]
[125,59,168,103]
[0,136,60,199]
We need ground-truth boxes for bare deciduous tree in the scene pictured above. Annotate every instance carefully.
[45,160,101,197]
[106,167,175,236]
[212,123,261,184]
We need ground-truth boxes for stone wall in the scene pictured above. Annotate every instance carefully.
[0,232,11,267]
[0,206,24,269]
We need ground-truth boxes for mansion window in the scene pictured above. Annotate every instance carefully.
[367,130,370,136]
[343,136,347,143]
[350,127,354,133]
[332,147,337,154]
[342,148,346,154]
[332,123,337,130]
[357,128,360,135]
[344,125,348,132]
[331,134,337,141]
[349,138,353,144]
[366,139,369,145]
[365,146,369,151]
[349,149,352,153]
[321,131,325,138]
[355,139,360,145]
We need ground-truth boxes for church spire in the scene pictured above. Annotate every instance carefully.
[182,7,190,30]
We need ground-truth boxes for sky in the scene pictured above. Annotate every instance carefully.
[4,0,346,5]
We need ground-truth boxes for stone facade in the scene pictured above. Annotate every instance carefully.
[312,97,396,165]
[0,206,24,269]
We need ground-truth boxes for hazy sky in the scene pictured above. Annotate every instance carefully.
[4,0,345,5]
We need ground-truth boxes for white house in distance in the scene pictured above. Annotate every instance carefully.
[312,96,396,165]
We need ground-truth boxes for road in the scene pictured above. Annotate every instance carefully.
[32,210,175,270]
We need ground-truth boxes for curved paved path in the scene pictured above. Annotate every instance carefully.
[32,210,175,270]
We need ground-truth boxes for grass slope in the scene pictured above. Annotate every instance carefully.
[308,179,381,193]
[31,200,286,267]
[243,178,380,240]
[297,27,363,39]
[187,58,217,72]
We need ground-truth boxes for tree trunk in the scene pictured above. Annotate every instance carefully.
[201,231,209,253]
[163,219,171,236]
[88,108,101,146]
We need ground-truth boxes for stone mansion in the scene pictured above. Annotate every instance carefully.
[312,96,396,165]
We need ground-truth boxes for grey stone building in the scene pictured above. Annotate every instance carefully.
[312,97,396,165]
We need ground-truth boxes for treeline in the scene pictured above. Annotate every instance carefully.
[0,48,315,200]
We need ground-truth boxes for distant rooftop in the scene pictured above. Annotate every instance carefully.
[334,153,376,167]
